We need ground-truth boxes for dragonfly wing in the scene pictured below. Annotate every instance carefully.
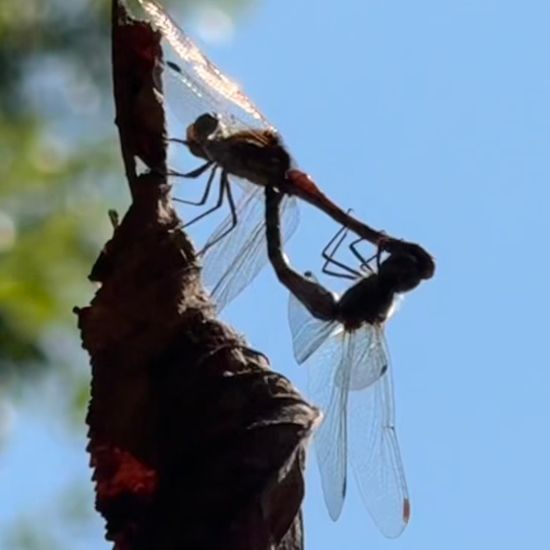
[202,188,298,311]
[137,0,273,131]
[304,331,354,520]
[288,288,336,364]
[347,324,389,391]
[347,327,409,538]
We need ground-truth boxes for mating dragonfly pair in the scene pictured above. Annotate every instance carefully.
[135,0,435,538]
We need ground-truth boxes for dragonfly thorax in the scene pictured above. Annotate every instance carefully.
[209,133,290,187]
[185,113,291,186]
[337,275,394,330]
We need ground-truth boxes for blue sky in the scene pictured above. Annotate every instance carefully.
[214,0,550,548]
[2,0,549,548]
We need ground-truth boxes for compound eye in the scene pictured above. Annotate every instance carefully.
[193,113,220,141]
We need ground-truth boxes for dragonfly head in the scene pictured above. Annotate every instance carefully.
[185,113,221,156]
[381,241,435,282]
[378,243,434,293]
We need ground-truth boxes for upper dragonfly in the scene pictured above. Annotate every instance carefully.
[135,0,434,311]
[264,185,434,537]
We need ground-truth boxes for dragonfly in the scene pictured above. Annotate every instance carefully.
[264,185,433,537]
[135,0,433,311]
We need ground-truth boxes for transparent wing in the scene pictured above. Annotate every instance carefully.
[347,324,388,391]
[347,327,410,538]
[306,326,392,522]
[136,0,273,132]
[303,331,352,521]
[202,188,298,311]
[288,288,336,364]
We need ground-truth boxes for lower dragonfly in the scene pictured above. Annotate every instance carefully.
[264,185,433,537]
[135,0,435,312]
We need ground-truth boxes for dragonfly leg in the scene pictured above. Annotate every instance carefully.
[182,170,226,229]
[168,160,215,179]
[323,223,349,255]
[200,172,238,253]
[349,237,377,273]
[173,166,218,206]
[321,220,362,280]
[168,138,189,146]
